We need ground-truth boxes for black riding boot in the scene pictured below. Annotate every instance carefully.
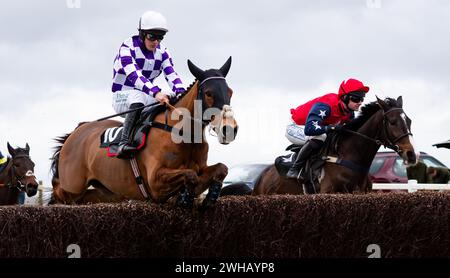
[286,139,323,179]
[116,103,144,159]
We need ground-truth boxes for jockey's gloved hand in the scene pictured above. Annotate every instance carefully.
[325,124,343,134]
[169,90,186,104]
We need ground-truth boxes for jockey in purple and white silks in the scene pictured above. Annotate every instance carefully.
[111,10,186,158]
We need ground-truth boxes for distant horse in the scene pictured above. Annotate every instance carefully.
[253,96,417,195]
[50,57,238,209]
[0,143,39,205]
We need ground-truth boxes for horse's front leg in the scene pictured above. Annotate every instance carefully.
[151,168,199,209]
[195,163,228,209]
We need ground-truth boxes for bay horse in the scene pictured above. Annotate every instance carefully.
[0,143,39,205]
[50,57,238,209]
[253,96,417,195]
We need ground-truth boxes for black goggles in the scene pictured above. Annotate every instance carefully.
[145,33,164,42]
[349,95,364,103]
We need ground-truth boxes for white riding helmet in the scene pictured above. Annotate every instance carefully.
[138,11,168,32]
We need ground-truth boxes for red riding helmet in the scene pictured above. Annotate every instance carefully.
[338,78,370,99]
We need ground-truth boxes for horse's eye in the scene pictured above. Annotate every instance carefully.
[205,91,212,98]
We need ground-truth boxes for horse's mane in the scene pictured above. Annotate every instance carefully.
[185,80,197,94]
[344,97,400,131]
[172,80,197,104]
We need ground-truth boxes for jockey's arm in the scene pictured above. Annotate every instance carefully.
[304,103,331,136]
[118,44,161,97]
[160,47,186,94]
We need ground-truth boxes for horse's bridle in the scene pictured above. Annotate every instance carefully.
[161,77,228,129]
[342,107,413,155]
[197,76,228,126]
[6,154,35,191]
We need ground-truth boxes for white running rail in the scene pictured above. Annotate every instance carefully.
[373,180,450,193]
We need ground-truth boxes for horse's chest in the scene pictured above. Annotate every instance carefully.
[163,147,205,169]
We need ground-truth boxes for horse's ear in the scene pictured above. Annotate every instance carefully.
[219,56,232,77]
[397,96,403,107]
[25,143,30,154]
[376,95,389,111]
[7,142,15,156]
[187,59,206,80]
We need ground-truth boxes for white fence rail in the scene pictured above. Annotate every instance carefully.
[373,180,450,193]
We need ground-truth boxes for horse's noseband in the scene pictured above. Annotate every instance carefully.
[197,76,227,126]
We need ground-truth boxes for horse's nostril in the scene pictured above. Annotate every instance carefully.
[406,150,417,163]
[26,185,38,197]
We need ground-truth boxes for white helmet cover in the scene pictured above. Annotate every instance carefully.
[138,11,168,32]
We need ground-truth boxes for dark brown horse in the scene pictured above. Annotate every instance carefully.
[253,96,417,195]
[50,57,238,209]
[0,143,39,205]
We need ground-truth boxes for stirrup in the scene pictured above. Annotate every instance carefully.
[116,144,136,159]
[286,168,300,179]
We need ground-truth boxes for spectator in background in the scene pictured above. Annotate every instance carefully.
[406,161,428,183]
[427,166,450,184]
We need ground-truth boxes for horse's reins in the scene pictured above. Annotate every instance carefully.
[154,77,228,133]
[341,107,412,153]
[325,107,412,174]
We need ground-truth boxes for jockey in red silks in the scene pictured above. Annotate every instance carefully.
[285,78,370,179]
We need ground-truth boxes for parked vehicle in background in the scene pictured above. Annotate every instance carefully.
[369,151,449,183]
[221,164,270,196]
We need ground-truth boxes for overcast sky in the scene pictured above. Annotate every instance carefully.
[1,0,450,186]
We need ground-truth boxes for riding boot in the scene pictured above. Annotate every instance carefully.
[286,139,323,179]
[116,103,144,159]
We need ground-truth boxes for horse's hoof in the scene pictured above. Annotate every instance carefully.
[199,198,216,212]
[179,202,193,210]
[176,187,195,209]
[177,195,194,209]
[177,196,194,210]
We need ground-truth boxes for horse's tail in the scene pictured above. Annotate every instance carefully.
[50,133,71,187]
[50,122,88,188]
